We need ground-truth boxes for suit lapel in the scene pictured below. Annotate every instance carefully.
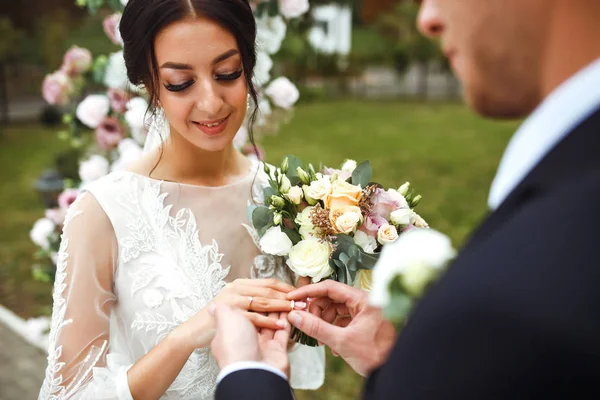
[464,105,600,251]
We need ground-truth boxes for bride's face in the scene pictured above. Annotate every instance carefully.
[153,17,248,152]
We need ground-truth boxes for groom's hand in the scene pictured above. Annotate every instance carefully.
[210,304,291,377]
[287,280,397,377]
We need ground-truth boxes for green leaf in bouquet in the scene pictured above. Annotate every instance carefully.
[352,161,372,188]
[263,186,278,202]
[252,206,273,231]
[284,154,304,186]
[282,227,302,245]
[247,204,258,225]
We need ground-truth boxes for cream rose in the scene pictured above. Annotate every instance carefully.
[285,186,303,205]
[377,224,399,245]
[306,177,332,201]
[353,269,373,291]
[329,205,362,234]
[79,155,109,183]
[325,180,363,209]
[295,206,321,239]
[341,159,357,172]
[259,226,293,256]
[286,238,333,282]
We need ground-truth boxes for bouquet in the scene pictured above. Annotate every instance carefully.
[249,155,429,344]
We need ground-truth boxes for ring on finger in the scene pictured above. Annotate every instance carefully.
[248,296,254,310]
[290,300,295,311]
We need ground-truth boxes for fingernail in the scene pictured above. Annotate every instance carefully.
[294,301,307,309]
[276,320,288,329]
[288,312,302,327]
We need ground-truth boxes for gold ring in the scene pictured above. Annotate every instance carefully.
[248,296,254,309]
[290,300,295,311]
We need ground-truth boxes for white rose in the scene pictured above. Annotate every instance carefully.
[285,186,303,205]
[354,230,377,254]
[265,77,300,109]
[341,159,357,172]
[390,208,412,226]
[76,94,110,128]
[79,155,109,183]
[111,138,143,172]
[295,206,321,239]
[353,269,373,291]
[259,226,293,256]
[306,177,332,201]
[377,224,398,245]
[370,229,455,307]
[30,218,55,250]
[125,97,149,144]
[333,209,362,234]
[256,15,287,55]
[254,51,273,87]
[104,50,129,90]
[286,238,333,282]
[279,0,310,19]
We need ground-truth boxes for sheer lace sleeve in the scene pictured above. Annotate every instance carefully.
[39,192,133,400]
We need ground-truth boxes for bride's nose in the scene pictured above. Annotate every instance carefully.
[194,79,225,116]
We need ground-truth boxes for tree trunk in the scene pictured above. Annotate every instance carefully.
[0,62,9,126]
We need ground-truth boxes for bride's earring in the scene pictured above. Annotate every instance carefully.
[247,94,251,110]
[153,107,170,135]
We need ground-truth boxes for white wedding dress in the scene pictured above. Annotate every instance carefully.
[38,158,324,400]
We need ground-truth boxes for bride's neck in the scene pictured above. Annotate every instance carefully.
[151,131,250,187]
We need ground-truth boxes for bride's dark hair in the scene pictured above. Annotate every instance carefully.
[119,0,260,154]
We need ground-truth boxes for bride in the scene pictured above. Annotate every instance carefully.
[38,0,324,398]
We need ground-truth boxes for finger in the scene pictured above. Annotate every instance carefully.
[288,311,344,354]
[334,316,352,328]
[239,297,307,313]
[321,303,339,324]
[308,297,331,317]
[235,285,291,301]
[273,312,291,347]
[260,312,279,340]
[287,280,363,306]
[245,312,286,331]
[234,278,296,293]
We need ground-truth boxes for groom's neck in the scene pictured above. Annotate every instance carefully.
[540,2,600,99]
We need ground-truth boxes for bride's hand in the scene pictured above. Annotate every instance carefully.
[212,278,306,328]
[174,279,306,351]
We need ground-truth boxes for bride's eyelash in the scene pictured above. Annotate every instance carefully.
[164,80,194,92]
[216,69,243,81]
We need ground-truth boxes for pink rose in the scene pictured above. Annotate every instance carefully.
[42,71,73,106]
[76,94,110,128]
[372,188,409,219]
[61,46,93,76]
[45,208,66,226]
[96,117,124,150]
[102,13,122,46]
[58,189,80,211]
[364,213,387,234]
[107,88,130,114]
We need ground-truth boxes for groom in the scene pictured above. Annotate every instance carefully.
[211,0,600,398]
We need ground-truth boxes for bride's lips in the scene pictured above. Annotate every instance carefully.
[192,115,230,136]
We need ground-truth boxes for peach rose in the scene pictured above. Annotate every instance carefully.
[329,205,362,234]
[325,180,363,209]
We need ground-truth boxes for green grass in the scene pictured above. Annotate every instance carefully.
[0,100,519,399]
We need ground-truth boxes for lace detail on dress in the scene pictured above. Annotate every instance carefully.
[114,175,228,398]
[39,193,109,400]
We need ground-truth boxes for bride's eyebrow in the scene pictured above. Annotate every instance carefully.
[160,49,240,70]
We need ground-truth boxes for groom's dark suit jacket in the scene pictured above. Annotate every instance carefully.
[216,106,600,399]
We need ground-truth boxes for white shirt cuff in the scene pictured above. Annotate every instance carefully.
[116,365,134,400]
[217,361,288,384]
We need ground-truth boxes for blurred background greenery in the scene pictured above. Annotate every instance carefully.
[0,0,520,398]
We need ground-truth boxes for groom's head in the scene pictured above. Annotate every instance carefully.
[417,0,600,119]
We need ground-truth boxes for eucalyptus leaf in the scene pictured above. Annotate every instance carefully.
[352,161,372,188]
[252,206,273,231]
[284,155,304,186]
[282,228,302,245]
[263,186,278,201]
